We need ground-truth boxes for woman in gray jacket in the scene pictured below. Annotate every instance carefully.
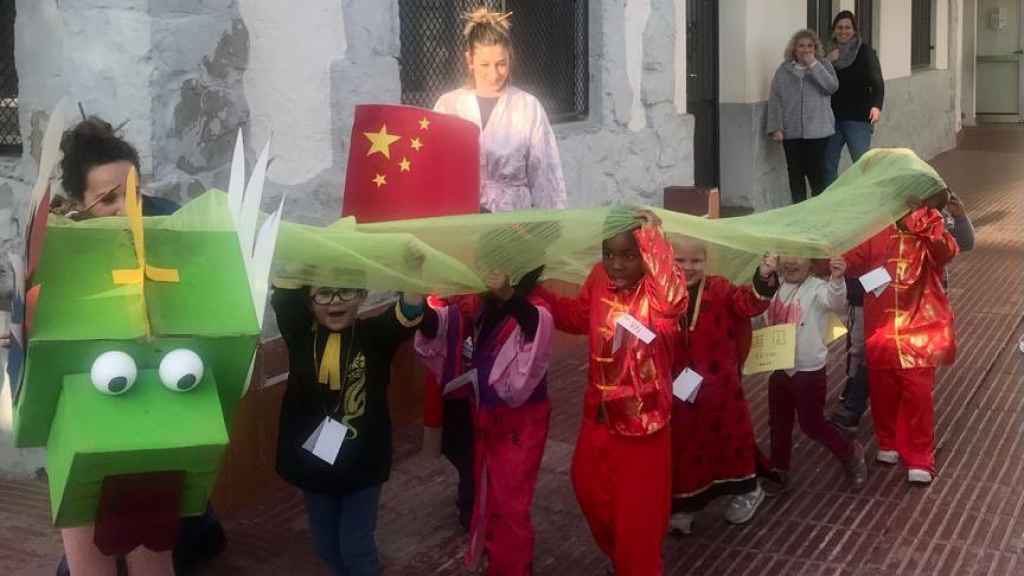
[767,29,839,203]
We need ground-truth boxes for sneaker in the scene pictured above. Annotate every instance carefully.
[724,485,765,525]
[908,469,933,484]
[828,407,861,431]
[669,512,695,535]
[875,450,899,464]
[843,441,867,488]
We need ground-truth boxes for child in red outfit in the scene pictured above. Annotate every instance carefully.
[669,239,778,535]
[843,192,958,484]
[537,210,686,576]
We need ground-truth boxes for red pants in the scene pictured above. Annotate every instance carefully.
[467,401,551,576]
[868,367,936,472]
[571,421,671,576]
[769,369,853,471]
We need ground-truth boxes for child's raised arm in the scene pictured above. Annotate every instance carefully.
[634,210,687,319]
[535,275,594,335]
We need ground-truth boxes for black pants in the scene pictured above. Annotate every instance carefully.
[441,396,475,530]
[782,137,830,203]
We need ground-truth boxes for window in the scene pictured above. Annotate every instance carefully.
[0,0,20,154]
[856,0,874,48]
[398,0,589,123]
[807,0,833,39]
[911,0,933,69]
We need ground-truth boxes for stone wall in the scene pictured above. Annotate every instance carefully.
[719,69,958,211]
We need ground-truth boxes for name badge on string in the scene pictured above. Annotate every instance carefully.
[615,313,656,344]
[443,368,478,396]
[672,368,704,403]
[859,266,892,297]
[302,417,349,465]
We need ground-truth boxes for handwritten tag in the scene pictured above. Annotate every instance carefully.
[443,368,478,396]
[742,323,797,375]
[615,313,656,344]
[302,417,349,465]
[673,368,704,403]
[859,266,892,297]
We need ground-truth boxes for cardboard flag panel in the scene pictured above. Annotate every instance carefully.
[342,104,480,222]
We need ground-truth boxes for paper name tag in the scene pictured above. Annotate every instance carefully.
[302,417,349,465]
[443,368,478,396]
[615,313,656,344]
[742,323,797,375]
[859,266,892,297]
[673,368,703,403]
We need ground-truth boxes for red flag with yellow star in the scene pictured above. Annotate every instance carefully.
[341,104,480,222]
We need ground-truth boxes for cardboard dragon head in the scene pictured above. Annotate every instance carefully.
[7,106,282,554]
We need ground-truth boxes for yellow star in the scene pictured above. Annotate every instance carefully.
[398,158,411,172]
[364,125,401,159]
[418,117,431,130]
[410,137,423,152]
[372,174,387,188]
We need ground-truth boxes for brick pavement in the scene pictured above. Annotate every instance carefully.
[1,126,1022,575]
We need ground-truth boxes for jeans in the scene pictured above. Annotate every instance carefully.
[823,120,874,186]
[782,137,830,203]
[303,485,382,576]
[840,306,870,418]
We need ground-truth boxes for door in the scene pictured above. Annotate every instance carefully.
[976,0,1023,122]
[687,0,720,187]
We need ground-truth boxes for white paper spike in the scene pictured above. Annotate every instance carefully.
[248,195,285,330]
[238,139,270,260]
[30,99,67,212]
[227,129,245,222]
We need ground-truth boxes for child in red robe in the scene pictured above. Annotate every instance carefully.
[537,209,686,576]
[669,239,778,535]
[843,192,958,484]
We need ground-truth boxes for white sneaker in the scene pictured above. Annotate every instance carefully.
[724,485,765,525]
[876,450,899,464]
[908,469,933,484]
[669,512,694,535]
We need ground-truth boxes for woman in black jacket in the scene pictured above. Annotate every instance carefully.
[823,10,884,186]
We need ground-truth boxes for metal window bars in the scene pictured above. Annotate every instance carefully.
[0,0,21,154]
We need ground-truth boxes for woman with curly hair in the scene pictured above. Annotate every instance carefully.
[766,29,839,203]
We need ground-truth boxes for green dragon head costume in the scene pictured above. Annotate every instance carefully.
[7,104,282,554]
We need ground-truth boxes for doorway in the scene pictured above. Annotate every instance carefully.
[976,0,1023,122]
[687,0,720,187]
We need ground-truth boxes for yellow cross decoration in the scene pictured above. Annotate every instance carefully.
[112,167,180,286]
[364,124,401,159]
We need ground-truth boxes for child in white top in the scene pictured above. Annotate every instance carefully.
[763,256,866,490]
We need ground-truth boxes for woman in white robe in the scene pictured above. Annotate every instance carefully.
[434,10,567,213]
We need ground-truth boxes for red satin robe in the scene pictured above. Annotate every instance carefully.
[539,226,686,576]
[844,207,958,472]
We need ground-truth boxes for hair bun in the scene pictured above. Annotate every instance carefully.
[462,7,512,38]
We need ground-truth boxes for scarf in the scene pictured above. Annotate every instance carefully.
[833,35,862,70]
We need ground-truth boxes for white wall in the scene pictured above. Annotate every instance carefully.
[936,0,951,69]
[719,0,806,104]
[239,1,348,186]
[878,0,913,79]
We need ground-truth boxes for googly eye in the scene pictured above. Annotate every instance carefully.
[158,349,205,392]
[90,351,138,396]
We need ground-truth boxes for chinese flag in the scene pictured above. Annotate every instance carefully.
[341,104,480,222]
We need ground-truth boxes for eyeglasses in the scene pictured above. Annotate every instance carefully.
[311,288,367,305]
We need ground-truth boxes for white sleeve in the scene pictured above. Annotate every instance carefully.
[526,102,568,209]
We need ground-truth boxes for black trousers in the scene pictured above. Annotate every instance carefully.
[782,137,830,203]
[441,396,475,529]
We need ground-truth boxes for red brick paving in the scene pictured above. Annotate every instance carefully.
[2,126,1022,575]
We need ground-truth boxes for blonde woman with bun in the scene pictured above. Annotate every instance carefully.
[434,8,567,213]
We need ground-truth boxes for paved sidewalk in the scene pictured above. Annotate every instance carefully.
[1,126,1022,575]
